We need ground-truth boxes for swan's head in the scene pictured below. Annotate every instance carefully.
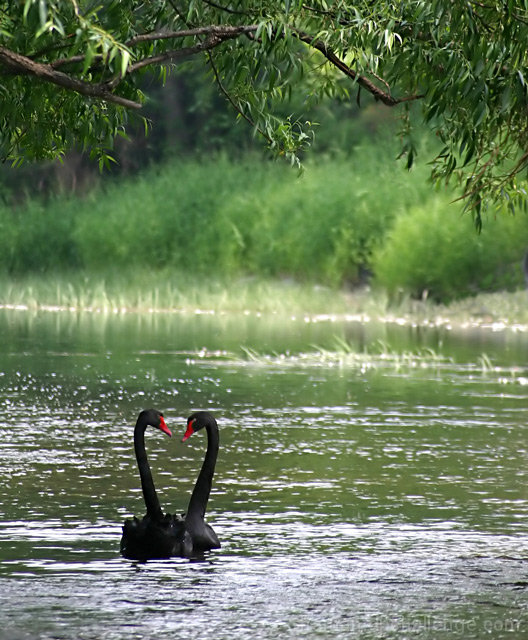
[182,411,217,442]
[138,408,172,437]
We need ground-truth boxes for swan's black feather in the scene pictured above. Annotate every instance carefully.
[120,513,191,560]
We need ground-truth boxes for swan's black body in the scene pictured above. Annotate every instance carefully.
[120,409,220,561]
[120,512,189,560]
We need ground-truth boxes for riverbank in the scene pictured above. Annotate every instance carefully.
[1,271,527,332]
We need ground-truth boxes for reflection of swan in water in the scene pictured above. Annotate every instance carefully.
[120,409,220,560]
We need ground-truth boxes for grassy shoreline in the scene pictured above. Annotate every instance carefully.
[1,270,528,331]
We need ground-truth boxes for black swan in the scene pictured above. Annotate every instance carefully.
[120,409,220,560]
[120,409,187,560]
[181,410,221,552]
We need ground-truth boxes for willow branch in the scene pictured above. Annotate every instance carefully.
[0,46,142,109]
[51,24,258,70]
[126,24,258,47]
[0,26,258,108]
[207,52,272,145]
[0,22,422,111]
[293,30,423,106]
[125,28,256,76]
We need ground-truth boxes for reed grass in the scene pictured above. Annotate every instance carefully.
[163,342,528,384]
[1,269,528,333]
[239,341,455,370]
[0,269,377,315]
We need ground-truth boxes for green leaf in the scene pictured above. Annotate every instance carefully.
[500,86,511,113]
[23,0,33,21]
[38,0,47,27]
[473,101,487,126]
[120,50,130,77]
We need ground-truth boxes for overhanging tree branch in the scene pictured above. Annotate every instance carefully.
[0,26,260,109]
[49,25,258,72]
[0,0,524,210]
[0,46,142,109]
[126,24,258,46]
[0,20,421,112]
[294,30,424,106]
[125,26,258,76]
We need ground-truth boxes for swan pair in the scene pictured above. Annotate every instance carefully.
[120,409,220,561]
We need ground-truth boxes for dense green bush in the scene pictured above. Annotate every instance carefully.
[0,198,78,273]
[372,196,528,301]
[1,145,431,281]
[0,149,527,304]
[216,144,433,285]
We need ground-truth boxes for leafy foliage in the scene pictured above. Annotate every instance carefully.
[373,196,528,301]
[0,151,428,279]
[1,152,526,304]
[1,1,528,214]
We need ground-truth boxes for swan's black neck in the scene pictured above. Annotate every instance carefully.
[134,419,163,521]
[186,420,219,527]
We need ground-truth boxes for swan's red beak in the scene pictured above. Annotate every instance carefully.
[159,416,172,437]
[182,421,194,442]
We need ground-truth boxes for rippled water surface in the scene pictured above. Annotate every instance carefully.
[0,311,526,639]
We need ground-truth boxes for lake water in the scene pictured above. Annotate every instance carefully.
[0,309,526,639]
